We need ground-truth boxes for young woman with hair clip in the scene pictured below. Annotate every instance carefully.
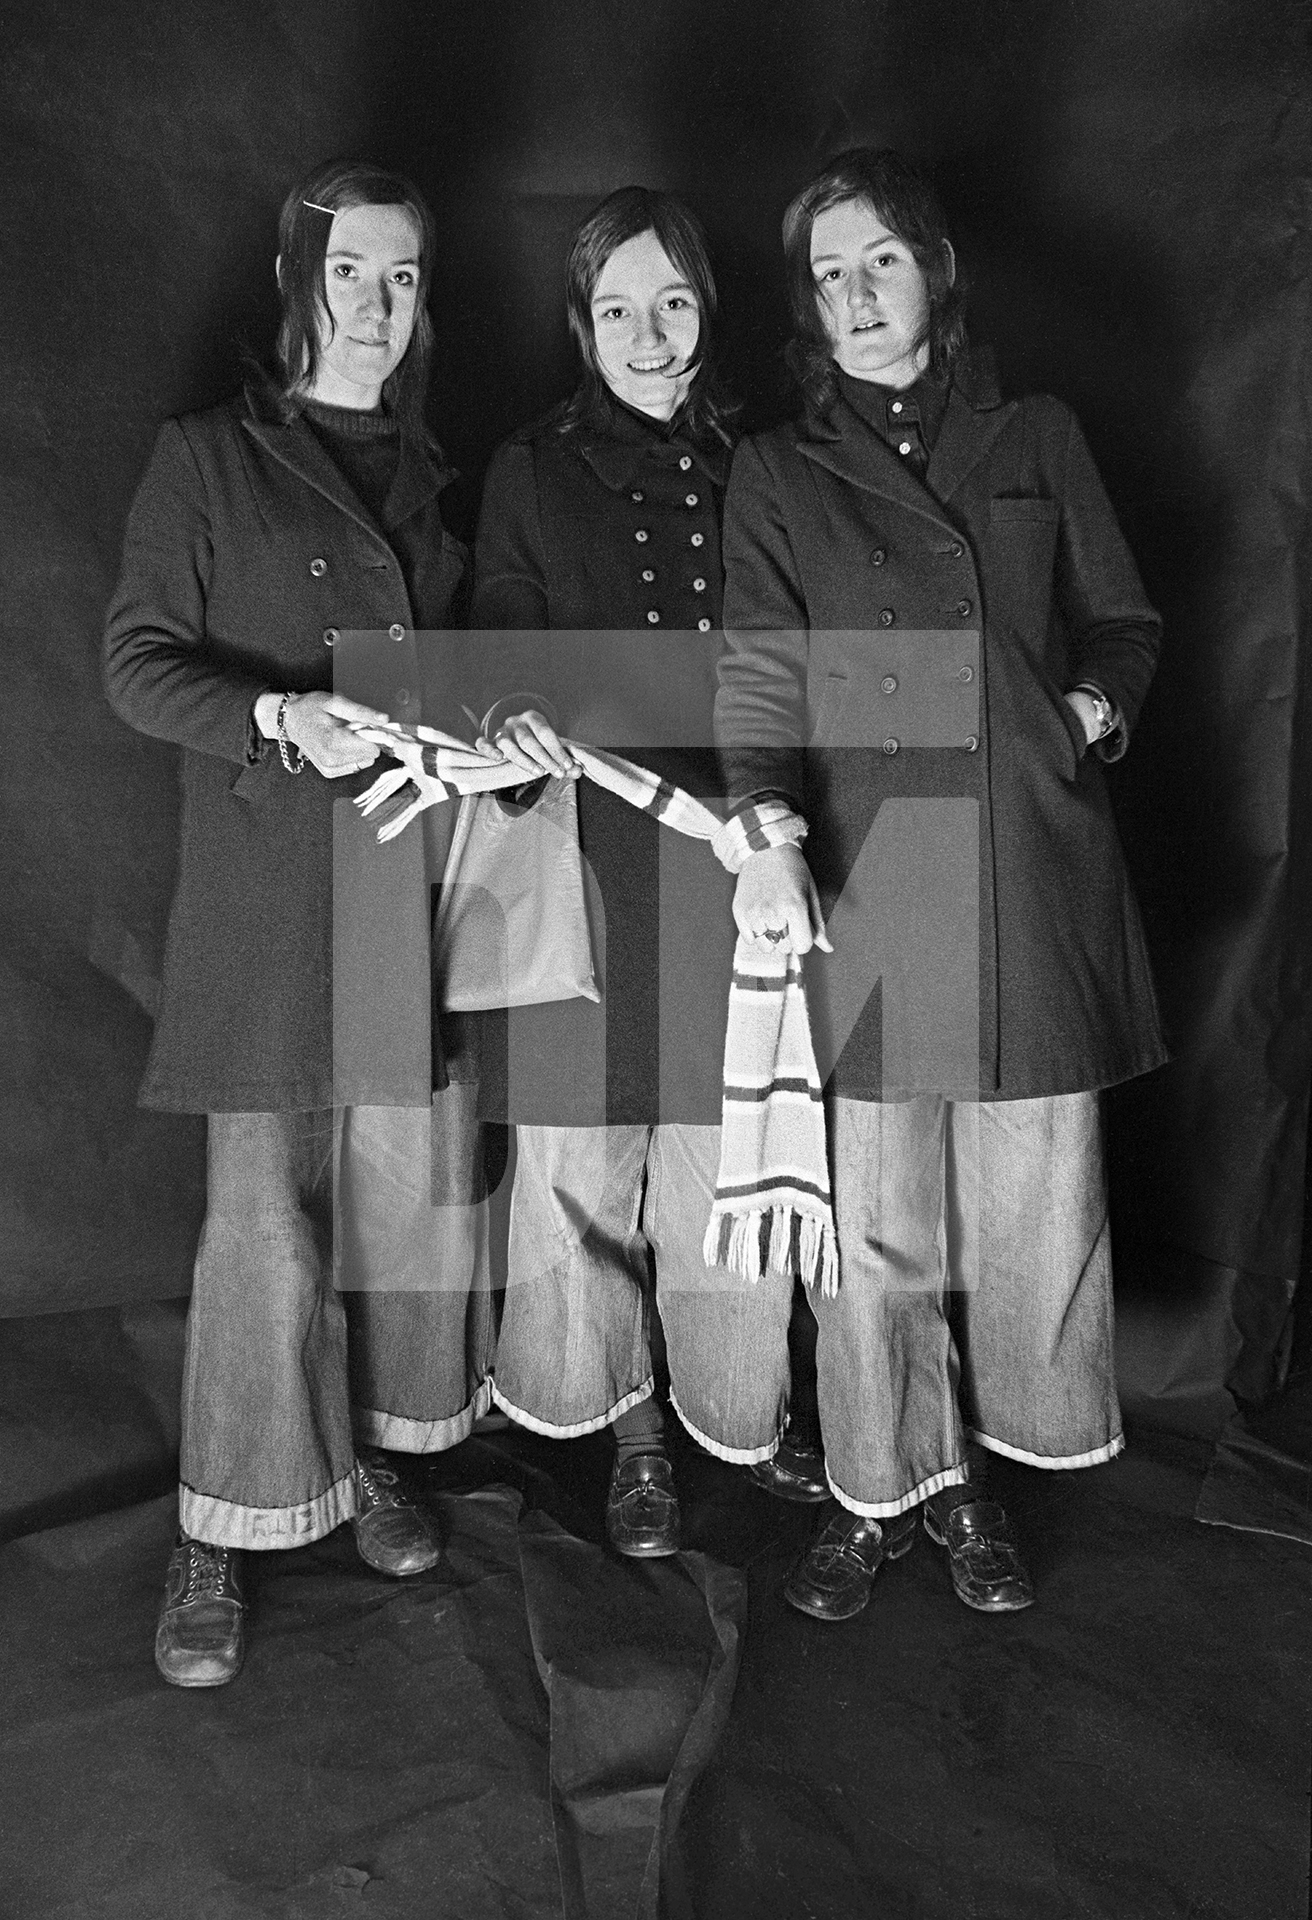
[466,187,829,1555]
[717,148,1165,1621]
[103,158,498,1687]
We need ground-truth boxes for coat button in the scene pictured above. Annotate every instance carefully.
[631,490,645,503]
[389,622,406,641]
[891,400,904,414]
[635,529,649,543]
[685,493,699,507]
[641,569,655,582]
[309,557,327,578]
[870,548,887,566]
[879,608,895,627]
[396,687,410,704]
[881,675,897,694]
[690,533,705,548]
[956,600,973,618]
[679,456,693,471]
[693,577,707,592]
[647,610,660,624]
[964,735,979,752]
[950,542,965,557]
[958,665,974,682]
[697,618,712,632]
[897,441,913,455]
[323,627,339,646]
[882,737,899,754]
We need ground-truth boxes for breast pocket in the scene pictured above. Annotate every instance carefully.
[988,497,1059,635]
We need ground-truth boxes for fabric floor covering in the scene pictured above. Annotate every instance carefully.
[1,1401,1308,1918]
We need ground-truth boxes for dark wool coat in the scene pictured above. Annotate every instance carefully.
[103,378,467,1112]
[467,396,737,1125]
[717,365,1167,1101]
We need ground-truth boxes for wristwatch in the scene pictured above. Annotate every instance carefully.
[1075,683,1115,740]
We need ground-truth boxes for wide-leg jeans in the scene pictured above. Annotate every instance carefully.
[819,1090,1123,1517]
[179,1089,494,1550]
[491,1122,793,1463]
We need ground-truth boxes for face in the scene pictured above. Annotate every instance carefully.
[306,202,422,409]
[590,229,701,421]
[809,198,939,388]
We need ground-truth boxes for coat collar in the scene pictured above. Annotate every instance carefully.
[570,390,732,492]
[239,375,451,538]
[797,350,1013,528]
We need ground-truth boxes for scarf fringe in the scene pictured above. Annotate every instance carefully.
[703,1202,840,1297]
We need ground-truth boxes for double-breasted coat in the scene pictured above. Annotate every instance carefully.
[102,377,467,1112]
[716,362,1167,1101]
[468,394,737,1125]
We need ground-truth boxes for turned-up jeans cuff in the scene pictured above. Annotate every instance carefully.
[180,1098,494,1551]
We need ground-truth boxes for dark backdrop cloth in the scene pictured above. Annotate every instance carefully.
[1,0,1309,1432]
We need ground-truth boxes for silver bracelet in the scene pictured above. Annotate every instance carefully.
[275,693,306,775]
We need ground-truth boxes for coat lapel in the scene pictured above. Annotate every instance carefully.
[240,380,447,541]
[925,380,1015,505]
[798,397,958,537]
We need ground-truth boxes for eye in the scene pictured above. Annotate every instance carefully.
[332,263,356,280]
[597,305,626,321]
[392,269,416,287]
[665,295,695,311]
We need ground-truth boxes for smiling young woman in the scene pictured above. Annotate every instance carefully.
[460,187,826,1557]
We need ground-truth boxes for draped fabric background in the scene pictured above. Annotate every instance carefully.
[1,0,1308,1492]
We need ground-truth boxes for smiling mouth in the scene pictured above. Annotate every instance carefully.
[351,337,391,349]
[852,320,886,333]
[627,354,676,373]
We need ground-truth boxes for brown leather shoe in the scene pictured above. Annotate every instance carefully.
[605,1453,681,1558]
[784,1504,917,1621]
[748,1434,830,1504]
[155,1533,245,1688]
[352,1450,442,1577]
[922,1498,1035,1612]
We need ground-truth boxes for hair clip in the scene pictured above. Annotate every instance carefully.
[302,199,336,215]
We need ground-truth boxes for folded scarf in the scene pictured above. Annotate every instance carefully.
[356,733,837,1292]
[701,937,839,1297]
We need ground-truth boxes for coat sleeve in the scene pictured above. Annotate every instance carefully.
[102,419,270,766]
[1052,403,1162,760]
[467,436,560,731]
[715,435,811,809]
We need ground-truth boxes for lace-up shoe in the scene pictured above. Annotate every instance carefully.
[155,1533,245,1688]
[351,1449,442,1576]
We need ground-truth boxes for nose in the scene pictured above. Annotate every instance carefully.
[359,279,391,323]
[633,305,665,348]
[846,265,877,310]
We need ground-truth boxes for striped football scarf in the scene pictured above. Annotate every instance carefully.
[701,938,839,1297]
[356,737,836,1291]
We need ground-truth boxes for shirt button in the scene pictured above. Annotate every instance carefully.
[891,401,903,414]
[322,627,339,647]
[641,569,655,582]
[679,456,693,471]
[697,618,712,632]
[692,577,707,592]
[685,493,699,507]
[309,557,327,578]
[389,623,406,641]
[881,675,897,694]
[958,665,974,682]
[647,610,660,624]
[690,533,705,548]
[870,548,887,566]
[631,490,645,503]
[898,441,913,455]
[956,600,972,618]
[882,737,899,755]
[964,735,979,752]
[635,529,649,543]
[879,608,895,627]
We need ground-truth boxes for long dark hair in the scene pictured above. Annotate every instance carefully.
[559,186,736,446]
[781,148,967,417]
[274,158,436,437]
